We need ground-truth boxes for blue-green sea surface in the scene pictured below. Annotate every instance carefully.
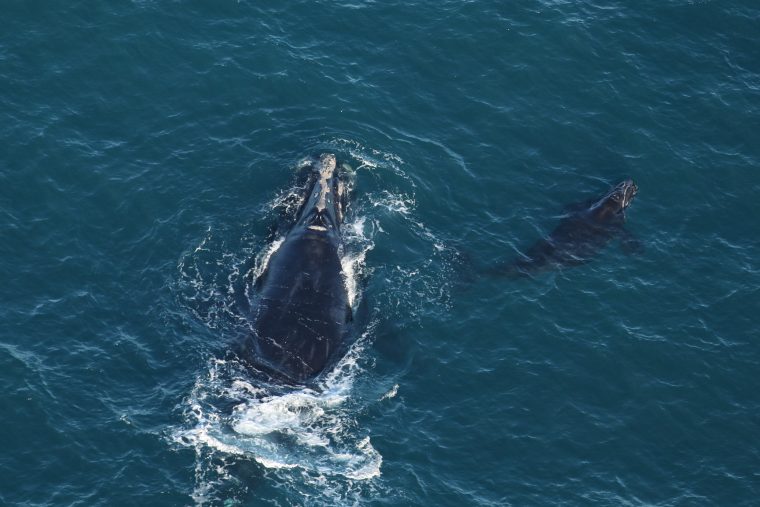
[2,1,759,505]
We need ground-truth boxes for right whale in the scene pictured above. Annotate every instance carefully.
[243,154,352,384]
[502,179,639,276]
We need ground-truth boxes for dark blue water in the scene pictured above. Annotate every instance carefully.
[2,1,759,505]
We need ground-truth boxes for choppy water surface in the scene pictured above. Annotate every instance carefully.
[2,1,759,506]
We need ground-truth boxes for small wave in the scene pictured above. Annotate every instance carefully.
[369,190,415,216]
[328,138,412,185]
[176,225,250,331]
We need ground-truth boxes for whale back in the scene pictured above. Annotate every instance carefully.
[508,179,638,275]
[246,154,351,383]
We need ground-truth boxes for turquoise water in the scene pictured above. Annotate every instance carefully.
[2,1,759,505]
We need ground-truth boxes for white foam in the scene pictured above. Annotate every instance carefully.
[232,389,334,438]
[328,138,410,183]
[247,236,284,286]
[269,185,307,217]
[380,384,399,400]
[193,226,212,253]
[341,216,375,309]
[173,332,382,495]
[369,190,415,215]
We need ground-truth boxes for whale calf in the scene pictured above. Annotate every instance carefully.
[245,154,351,383]
[503,179,639,276]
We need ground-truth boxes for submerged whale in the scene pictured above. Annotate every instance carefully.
[502,179,639,276]
[245,154,351,383]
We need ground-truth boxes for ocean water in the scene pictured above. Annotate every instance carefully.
[2,1,759,505]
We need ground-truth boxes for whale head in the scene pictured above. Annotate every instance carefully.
[296,153,346,233]
[593,179,638,218]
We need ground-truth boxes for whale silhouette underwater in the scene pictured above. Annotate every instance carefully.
[496,179,640,277]
[242,154,353,384]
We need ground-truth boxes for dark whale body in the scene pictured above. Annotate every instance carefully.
[245,154,351,383]
[506,179,639,276]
